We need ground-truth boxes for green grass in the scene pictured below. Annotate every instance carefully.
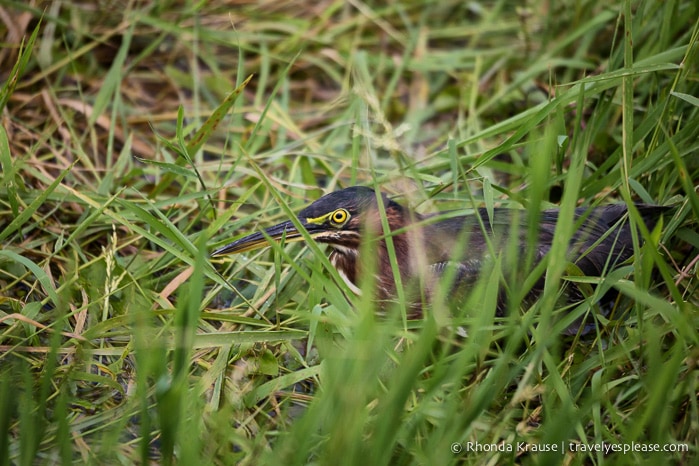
[1,0,698,464]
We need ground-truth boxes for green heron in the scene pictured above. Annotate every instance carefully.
[212,186,666,325]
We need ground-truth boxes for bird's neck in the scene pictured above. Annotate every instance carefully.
[329,248,361,295]
[333,207,428,299]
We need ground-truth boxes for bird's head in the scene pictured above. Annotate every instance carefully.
[211,186,404,256]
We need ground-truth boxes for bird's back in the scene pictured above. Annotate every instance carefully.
[419,203,667,294]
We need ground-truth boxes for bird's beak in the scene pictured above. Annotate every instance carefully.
[211,219,311,256]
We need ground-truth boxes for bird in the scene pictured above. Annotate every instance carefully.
[212,186,667,330]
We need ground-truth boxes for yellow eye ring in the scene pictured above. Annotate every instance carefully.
[330,209,349,225]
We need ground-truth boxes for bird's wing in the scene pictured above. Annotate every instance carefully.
[428,259,486,291]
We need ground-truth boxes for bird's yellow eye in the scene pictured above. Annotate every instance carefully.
[330,209,349,226]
